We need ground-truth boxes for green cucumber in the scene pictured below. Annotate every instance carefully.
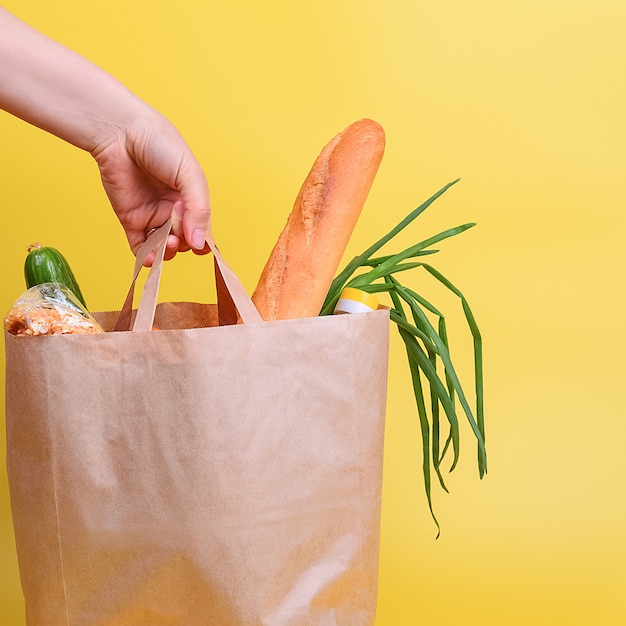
[24,243,88,309]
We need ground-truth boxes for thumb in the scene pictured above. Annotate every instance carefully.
[178,163,211,251]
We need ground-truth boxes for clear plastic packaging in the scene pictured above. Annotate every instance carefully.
[4,282,104,336]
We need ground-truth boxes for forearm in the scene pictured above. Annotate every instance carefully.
[0,8,152,153]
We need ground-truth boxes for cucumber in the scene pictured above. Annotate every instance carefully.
[24,243,88,309]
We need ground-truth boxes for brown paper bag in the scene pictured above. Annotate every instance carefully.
[5,222,389,626]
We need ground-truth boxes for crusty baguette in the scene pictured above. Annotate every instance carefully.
[252,118,385,321]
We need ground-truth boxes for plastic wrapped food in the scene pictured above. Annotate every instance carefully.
[4,282,104,336]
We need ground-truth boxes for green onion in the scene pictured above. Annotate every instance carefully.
[321,179,485,535]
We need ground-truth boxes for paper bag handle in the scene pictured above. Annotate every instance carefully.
[114,220,263,332]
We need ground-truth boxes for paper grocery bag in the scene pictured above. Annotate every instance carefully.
[5,221,389,626]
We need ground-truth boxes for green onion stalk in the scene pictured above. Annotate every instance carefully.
[321,179,486,536]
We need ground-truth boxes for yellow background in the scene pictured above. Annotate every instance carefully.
[1,1,625,624]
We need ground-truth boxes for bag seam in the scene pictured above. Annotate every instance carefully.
[42,343,71,625]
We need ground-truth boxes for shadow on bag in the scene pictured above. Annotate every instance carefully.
[5,221,390,625]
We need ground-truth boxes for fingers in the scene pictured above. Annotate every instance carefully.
[164,233,181,261]
[136,191,210,268]
[168,201,187,255]
[122,134,211,265]
[178,160,211,252]
[172,170,211,254]
[135,234,176,267]
[145,126,211,260]
[160,200,207,263]
[142,250,156,267]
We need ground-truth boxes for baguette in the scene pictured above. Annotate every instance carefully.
[252,118,385,321]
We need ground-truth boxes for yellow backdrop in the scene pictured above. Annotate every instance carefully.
[2,1,625,624]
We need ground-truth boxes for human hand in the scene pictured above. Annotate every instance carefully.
[92,112,211,265]
[0,8,212,265]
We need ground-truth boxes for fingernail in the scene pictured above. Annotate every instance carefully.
[191,229,206,250]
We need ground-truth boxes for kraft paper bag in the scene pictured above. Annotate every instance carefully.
[5,221,390,626]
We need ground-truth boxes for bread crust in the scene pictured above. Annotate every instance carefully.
[252,119,386,320]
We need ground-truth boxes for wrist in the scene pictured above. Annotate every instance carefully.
[88,98,169,164]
